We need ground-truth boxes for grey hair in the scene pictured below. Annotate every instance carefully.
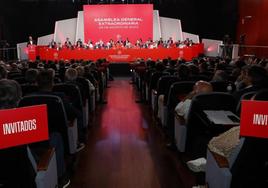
[65,68,78,81]
[0,79,22,109]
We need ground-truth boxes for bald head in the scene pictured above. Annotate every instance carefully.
[194,80,213,94]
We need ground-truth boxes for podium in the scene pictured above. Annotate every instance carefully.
[219,44,239,59]
[27,45,37,61]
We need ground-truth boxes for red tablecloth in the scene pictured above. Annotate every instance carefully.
[33,44,204,62]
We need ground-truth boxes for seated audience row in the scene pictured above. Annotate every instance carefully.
[131,55,268,187]
[0,59,109,188]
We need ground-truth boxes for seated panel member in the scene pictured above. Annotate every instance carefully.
[167,37,173,45]
[64,37,72,48]
[158,37,164,46]
[76,38,84,48]
[87,39,94,49]
[48,39,57,48]
[57,42,63,50]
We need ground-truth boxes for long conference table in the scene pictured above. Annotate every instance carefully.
[29,43,204,62]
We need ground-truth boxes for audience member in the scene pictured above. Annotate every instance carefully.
[0,79,36,188]
[175,80,213,120]
[76,66,84,77]
[0,65,7,79]
[208,126,240,159]
[233,65,268,103]
[187,126,240,174]
[212,70,228,82]
[36,69,80,121]
[9,62,21,73]
[25,68,39,85]
[84,64,98,88]
[65,68,78,82]
[188,64,200,76]
[35,67,94,183]
[234,65,250,90]
[66,67,87,101]
[178,64,191,80]
[198,60,213,79]
[64,68,87,143]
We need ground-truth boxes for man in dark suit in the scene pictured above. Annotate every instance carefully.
[27,36,36,47]
[158,37,164,46]
[167,37,173,45]
[48,39,57,48]
[64,37,72,48]
[233,65,268,103]
[76,38,83,48]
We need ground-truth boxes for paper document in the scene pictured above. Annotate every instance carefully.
[203,110,240,125]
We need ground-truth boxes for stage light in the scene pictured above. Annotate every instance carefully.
[207,46,215,52]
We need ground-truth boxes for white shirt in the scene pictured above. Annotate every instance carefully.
[175,99,192,120]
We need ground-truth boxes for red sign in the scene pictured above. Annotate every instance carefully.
[0,105,49,149]
[240,100,268,138]
[83,4,153,43]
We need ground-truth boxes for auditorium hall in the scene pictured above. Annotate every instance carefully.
[0,0,268,188]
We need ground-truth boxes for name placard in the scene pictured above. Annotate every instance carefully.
[240,100,268,138]
[0,105,48,149]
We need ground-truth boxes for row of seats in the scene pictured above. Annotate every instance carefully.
[131,57,268,188]
[0,59,110,188]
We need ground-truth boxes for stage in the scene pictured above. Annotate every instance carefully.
[19,4,205,63]
[29,44,204,62]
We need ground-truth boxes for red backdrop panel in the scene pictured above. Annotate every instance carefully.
[83,4,153,43]
[237,0,268,57]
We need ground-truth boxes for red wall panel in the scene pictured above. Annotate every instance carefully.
[237,0,268,57]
